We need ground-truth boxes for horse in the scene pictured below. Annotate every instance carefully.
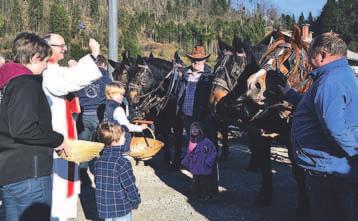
[216,25,312,219]
[109,52,184,167]
[209,36,264,161]
[209,37,285,207]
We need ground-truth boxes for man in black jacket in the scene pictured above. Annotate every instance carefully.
[0,32,65,221]
[176,46,216,142]
[176,46,219,196]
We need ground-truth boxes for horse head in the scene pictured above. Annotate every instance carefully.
[233,24,313,131]
[209,36,249,108]
[109,51,136,84]
[126,55,157,105]
[246,25,312,107]
[127,53,179,119]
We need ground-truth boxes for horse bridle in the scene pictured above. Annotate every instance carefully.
[213,51,247,91]
[128,63,180,120]
[260,43,311,91]
[250,43,312,123]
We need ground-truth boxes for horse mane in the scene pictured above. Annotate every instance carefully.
[144,57,172,73]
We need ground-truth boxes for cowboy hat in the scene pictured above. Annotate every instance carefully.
[186,46,211,60]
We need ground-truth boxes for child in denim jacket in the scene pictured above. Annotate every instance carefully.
[95,122,140,221]
[181,122,217,201]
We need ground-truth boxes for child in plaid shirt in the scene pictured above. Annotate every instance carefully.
[95,122,141,221]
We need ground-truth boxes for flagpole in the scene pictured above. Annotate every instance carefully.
[108,0,118,76]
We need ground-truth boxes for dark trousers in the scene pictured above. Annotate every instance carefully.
[191,174,217,198]
[156,112,183,166]
[305,173,358,221]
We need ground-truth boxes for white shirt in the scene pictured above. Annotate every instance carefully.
[113,106,144,132]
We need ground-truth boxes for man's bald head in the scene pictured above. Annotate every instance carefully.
[43,33,67,63]
[43,34,64,45]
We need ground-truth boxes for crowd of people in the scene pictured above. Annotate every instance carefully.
[0,30,357,221]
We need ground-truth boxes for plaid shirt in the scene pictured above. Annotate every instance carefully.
[182,81,197,116]
[94,145,140,219]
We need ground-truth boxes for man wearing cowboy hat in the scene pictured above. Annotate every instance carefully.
[176,45,219,197]
[176,46,214,139]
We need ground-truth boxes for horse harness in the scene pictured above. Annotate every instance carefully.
[213,51,247,91]
[248,43,312,126]
[260,43,312,93]
[129,64,180,120]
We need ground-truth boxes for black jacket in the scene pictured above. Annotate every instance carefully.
[0,75,63,185]
[176,65,214,120]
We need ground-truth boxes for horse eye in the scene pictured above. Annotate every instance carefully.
[255,82,261,90]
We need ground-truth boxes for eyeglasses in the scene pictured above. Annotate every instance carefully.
[50,44,67,48]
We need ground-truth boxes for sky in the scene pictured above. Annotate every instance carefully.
[269,0,327,17]
[234,0,327,18]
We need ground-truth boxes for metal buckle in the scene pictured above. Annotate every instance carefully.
[306,169,327,177]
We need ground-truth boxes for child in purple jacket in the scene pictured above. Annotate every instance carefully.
[181,122,217,201]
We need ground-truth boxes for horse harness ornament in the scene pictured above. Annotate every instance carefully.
[213,51,247,91]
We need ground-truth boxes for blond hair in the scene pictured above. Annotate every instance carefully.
[97,122,124,146]
[105,81,125,99]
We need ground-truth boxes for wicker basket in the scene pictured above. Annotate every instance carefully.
[58,139,105,164]
[130,127,164,160]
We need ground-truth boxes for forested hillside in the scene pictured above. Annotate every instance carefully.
[0,0,356,61]
[0,0,277,61]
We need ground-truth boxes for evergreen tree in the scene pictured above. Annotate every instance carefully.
[90,0,99,18]
[0,15,4,35]
[298,12,305,24]
[122,30,140,56]
[307,11,314,25]
[28,0,44,32]
[49,0,70,41]
[9,0,23,33]
[315,0,337,33]
[70,3,81,38]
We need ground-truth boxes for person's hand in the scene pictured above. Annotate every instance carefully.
[141,124,148,130]
[67,59,77,67]
[55,139,70,157]
[89,38,100,58]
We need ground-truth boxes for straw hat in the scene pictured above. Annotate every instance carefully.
[186,46,210,60]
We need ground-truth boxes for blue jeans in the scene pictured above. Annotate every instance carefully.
[2,176,52,221]
[78,114,99,169]
[0,187,5,221]
[78,113,99,142]
[105,212,132,221]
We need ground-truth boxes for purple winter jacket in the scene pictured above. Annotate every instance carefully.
[181,137,217,175]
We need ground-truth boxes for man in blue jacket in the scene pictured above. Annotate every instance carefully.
[283,33,358,221]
